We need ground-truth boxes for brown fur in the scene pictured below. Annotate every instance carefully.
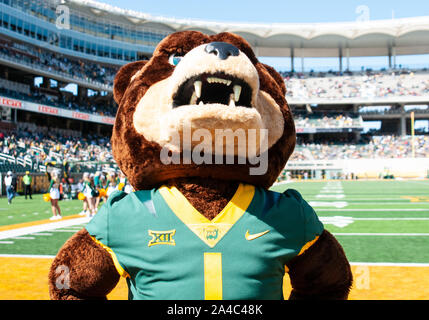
[111,30,295,190]
[286,230,353,299]
[48,229,119,300]
[50,31,351,300]
[167,177,238,220]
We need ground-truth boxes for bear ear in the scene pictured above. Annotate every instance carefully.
[260,63,286,96]
[113,60,148,104]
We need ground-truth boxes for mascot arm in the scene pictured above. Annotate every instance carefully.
[48,229,120,300]
[286,229,353,300]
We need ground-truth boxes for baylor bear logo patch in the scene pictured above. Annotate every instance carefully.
[204,226,219,241]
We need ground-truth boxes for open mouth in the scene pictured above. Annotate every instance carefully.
[172,72,253,109]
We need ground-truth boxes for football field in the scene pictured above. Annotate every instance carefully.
[1,179,429,300]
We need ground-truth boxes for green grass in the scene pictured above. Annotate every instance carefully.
[1,180,429,263]
[272,179,429,263]
[0,228,80,256]
[333,236,429,263]
[326,220,429,233]
[0,194,86,226]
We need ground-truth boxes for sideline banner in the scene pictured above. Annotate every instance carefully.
[0,95,115,126]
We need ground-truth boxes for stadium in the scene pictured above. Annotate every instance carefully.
[0,0,429,300]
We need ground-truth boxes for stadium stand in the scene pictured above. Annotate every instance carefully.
[0,123,115,174]
[284,70,429,100]
[0,0,428,183]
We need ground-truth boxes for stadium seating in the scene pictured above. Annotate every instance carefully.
[284,70,429,100]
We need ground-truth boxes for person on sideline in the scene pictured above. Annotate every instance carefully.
[83,173,97,217]
[78,176,89,216]
[23,171,32,200]
[4,171,15,204]
[48,171,62,220]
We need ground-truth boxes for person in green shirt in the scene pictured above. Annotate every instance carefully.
[22,171,32,200]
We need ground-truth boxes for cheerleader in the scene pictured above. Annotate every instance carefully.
[106,172,119,198]
[48,171,62,220]
[83,173,97,217]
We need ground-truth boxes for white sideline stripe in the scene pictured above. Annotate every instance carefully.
[350,262,429,267]
[308,198,429,201]
[272,181,294,186]
[310,201,429,205]
[32,233,53,236]
[0,254,55,258]
[11,236,35,240]
[0,241,14,244]
[352,217,429,221]
[1,254,428,267]
[317,208,429,211]
[334,233,429,236]
[0,217,90,240]
[316,195,345,199]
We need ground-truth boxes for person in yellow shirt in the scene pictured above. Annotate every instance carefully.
[23,171,32,200]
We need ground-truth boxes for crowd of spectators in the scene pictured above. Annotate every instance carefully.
[0,123,114,172]
[0,87,117,117]
[2,34,429,103]
[284,70,429,100]
[290,135,429,161]
[294,113,363,128]
[2,122,429,176]
[0,36,118,86]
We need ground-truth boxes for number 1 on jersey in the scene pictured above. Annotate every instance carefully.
[204,252,223,300]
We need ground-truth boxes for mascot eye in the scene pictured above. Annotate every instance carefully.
[168,54,182,66]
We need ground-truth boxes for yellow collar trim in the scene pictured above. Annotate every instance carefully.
[159,183,255,248]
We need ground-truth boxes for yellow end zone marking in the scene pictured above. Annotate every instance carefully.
[0,215,83,232]
[401,196,429,203]
[0,256,128,300]
[283,264,429,300]
[1,256,428,300]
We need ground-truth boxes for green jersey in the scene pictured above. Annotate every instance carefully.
[85,183,324,300]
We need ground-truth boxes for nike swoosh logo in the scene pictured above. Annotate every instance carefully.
[245,230,270,241]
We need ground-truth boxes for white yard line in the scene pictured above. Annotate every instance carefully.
[11,236,35,240]
[272,181,294,186]
[350,262,429,267]
[0,254,55,258]
[0,217,90,240]
[344,198,404,200]
[316,195,345,199]
[333,233,429,236]
[317,208,429,211]
[1,254,428,267]
[310,201,348,208]
[351,217,429,221]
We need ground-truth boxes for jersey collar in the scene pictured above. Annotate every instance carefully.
[158,183,255,248]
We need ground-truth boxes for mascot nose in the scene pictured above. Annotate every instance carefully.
[205,42,240,60]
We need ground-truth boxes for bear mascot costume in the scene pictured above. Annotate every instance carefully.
[48,31,352,300]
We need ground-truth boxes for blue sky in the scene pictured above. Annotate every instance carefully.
[99,0,429,71]
[100,0,428,23]
[50,1,428,94]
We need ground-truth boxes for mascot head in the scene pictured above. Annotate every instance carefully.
[112,31,295,189]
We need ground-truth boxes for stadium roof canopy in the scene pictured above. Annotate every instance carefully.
[71,0,429,58]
